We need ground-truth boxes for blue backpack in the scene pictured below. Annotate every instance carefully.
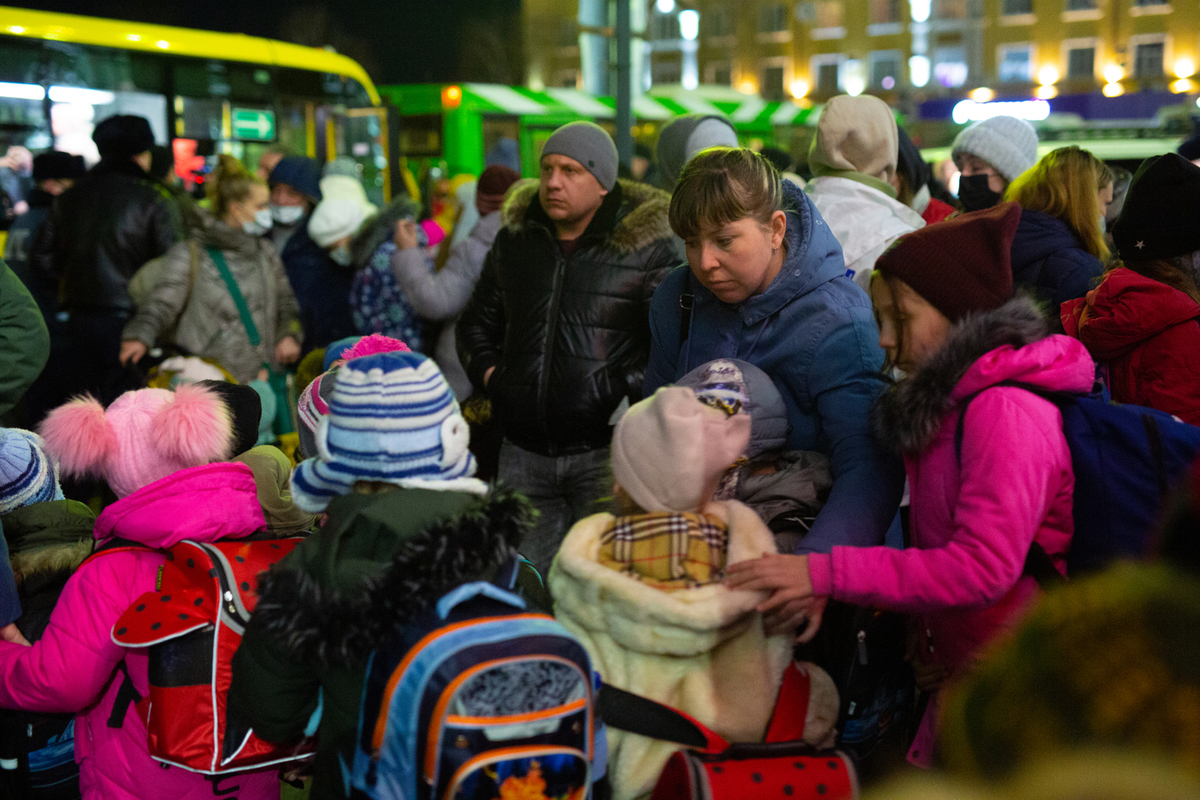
[957,382,1200,578]
[349,557,599,800]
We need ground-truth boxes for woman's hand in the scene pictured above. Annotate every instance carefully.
[119,340,147,366]
[726,553,825,640]
[275,336,301,366]
[393,219,419,251]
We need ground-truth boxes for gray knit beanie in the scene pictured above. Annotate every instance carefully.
[657,114,739,189]
[951,115,1039,183]
[541,121,619,190]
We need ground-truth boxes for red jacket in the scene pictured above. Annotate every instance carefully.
[1062,267,1200,425]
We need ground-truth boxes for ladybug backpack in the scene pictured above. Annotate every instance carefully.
[102,537,315,775]
[599,662,859,800]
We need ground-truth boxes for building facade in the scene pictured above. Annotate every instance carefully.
[525,0,1200,142]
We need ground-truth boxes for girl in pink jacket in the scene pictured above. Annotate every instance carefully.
[728,202,1096,766]
[0,385,280,800]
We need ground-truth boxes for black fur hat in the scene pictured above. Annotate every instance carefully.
[93,115,155,162]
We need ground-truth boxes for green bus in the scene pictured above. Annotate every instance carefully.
[378,82,820,181]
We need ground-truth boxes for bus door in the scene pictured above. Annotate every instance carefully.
[316,104,401,206]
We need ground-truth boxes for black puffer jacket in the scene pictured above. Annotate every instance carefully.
[457,179,681,455]
[30,159,182,314]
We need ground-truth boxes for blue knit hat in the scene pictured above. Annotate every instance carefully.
[291,352,480,512]
[268,156,323,203]
[0,429,64,514]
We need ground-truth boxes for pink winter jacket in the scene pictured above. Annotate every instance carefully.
[808,313,1095,766]
[0,462,281,800]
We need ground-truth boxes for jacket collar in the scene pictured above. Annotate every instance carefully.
[502,178,673,255]
[873,295,1062,454]
[93,462,266,548]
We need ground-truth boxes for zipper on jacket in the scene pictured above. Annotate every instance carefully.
[537,245,568,444]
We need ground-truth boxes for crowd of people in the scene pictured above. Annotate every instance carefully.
[0,99,1196,800]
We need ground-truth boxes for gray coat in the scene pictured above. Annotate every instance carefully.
[389,210,501,399]
[124,215,302,384]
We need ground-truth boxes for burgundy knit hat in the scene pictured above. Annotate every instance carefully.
[475,165,521,216]
[875,201,1021,321]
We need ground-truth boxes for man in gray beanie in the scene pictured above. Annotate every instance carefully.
[458,120,683,575]
[951,115,1039,211]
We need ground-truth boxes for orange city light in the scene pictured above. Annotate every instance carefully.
[442,85,463,110]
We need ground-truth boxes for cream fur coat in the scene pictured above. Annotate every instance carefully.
[548,500,794,800]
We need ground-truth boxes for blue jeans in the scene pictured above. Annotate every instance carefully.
[499,441,613,577]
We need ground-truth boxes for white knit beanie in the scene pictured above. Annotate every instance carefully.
[611,386,750,513]
[951,115,1039,183]
[307,197,372,247]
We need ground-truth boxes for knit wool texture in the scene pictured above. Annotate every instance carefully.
[875,201,1022,322]
[809,95,899,183]
[540,121,619,190]
[308,197,373,248]
[951,115,1039,183]
[0,429,63,513]
[268,156,323,203]
[290,351,477,512]
[611,386,751,513]
[1112,153,1200,261]
[655,114,739,188]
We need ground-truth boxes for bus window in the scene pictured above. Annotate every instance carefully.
[400,114,442,158]
[482,115,519,172]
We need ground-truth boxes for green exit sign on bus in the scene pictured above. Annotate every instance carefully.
[231,108,275,141]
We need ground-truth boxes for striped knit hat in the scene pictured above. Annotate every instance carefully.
[291,352,480,512]
[0,428,64,513]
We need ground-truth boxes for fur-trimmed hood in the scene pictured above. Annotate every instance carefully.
[501,178,673,255]
[350,194,421,266]
[248,485,535,668]
[873,295,1095,454]
[2,499,95,584]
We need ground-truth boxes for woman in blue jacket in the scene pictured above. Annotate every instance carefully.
[644,147,903,557]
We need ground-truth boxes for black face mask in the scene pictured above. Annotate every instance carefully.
[958,173,1003,212]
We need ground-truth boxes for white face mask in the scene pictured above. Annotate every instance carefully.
[243,207,274,236]
[272,204,305,225]
[330,244,353,266]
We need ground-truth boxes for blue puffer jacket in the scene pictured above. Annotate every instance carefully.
[644,181,903,553]
[1010,209,1103,314]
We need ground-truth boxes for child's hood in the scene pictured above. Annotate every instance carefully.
[93,462,266,548]
[549,500,779,657]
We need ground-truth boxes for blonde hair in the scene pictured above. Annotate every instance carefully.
[668,147,784,241]
[207,154,265,220]
[1004,146,1110,262]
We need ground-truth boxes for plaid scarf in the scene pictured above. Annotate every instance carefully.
[598,511,728,590]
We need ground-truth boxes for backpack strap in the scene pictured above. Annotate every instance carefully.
[207,248,262,348]
[953,380,1070,589]
[596,682,727,753]
[106,660,142,729]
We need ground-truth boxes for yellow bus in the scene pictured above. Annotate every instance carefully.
[0,6,399,205]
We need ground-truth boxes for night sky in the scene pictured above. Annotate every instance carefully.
[7,0,525,85]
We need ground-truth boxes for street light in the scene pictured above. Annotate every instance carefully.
[1103,63,1125,83]
[1174,58,1196,79]
[655,0,675,13]
[679,9,699,40]
[909,56,931,88]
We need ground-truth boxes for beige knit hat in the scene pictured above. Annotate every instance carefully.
[611,386,750,513]
[808,94,899,185]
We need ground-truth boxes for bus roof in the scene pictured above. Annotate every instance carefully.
[379,82,820,129]
[0,5,379,104]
